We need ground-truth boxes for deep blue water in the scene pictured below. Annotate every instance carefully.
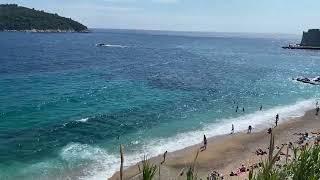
[0,30,319,179]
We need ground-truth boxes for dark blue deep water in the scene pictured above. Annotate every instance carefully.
[0,30,319,179]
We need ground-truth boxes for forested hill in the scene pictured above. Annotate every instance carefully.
[0,4,88,32]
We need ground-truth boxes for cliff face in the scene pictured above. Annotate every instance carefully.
[300,29,320,47]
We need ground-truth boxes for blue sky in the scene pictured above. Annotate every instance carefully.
[1,0,320,34]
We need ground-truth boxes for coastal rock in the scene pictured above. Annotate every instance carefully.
[283,29,320,50]
[295,76,320,85]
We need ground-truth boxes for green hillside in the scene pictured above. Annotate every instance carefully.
[0,4,88,32]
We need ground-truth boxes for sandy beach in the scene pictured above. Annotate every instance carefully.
[110,107,320,180]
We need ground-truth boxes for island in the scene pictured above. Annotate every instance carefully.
[282,29,320,50]
[0,4,88,33]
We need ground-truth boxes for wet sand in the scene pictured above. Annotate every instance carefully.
[110,108,320,180]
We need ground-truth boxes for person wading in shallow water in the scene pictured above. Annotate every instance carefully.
[260,105,263,111]
[247,125,252,134]
[201,135,207,151]
[231,124,234,134]
[275,114,279,127]
[316,106,320,116]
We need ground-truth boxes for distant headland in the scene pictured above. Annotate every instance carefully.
[283,29,320,50]
[0,4,88,33]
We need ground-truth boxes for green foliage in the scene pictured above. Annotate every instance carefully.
[0,4,87,31]
[142,157,157,180]
[250,132,320,180]
[250,160,286,180]
[186,150,199,180]
[284,145,320,180]
[250,133,286,180]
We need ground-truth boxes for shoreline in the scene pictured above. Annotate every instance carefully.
[1,29,90,33]
[110,107,320,180]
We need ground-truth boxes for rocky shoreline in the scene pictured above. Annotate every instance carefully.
[1,29,90,33]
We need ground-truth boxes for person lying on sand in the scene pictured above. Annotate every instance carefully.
[293,132,305,135]
[229,171,237,176]
[311,132,320,135]
[280,151,291,157]
[208,171,223,180]
[296,138,304,145]
[239,164,246,172]
[250,163,259,169]
[230,164,248,176]
[255,148,267,155]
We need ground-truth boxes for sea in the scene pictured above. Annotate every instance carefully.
[0,29,319,179]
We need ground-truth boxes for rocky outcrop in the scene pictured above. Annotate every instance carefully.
[300,29,320,47]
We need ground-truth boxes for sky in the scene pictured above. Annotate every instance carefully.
[1,0,320,34]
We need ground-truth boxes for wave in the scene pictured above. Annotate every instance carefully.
[72,98,315,179]
[24,99,315,179]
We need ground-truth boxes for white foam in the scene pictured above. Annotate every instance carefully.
[62,98,316,180]
[60,143,119,179]
[100,44,127,48]
[76,118,89,123]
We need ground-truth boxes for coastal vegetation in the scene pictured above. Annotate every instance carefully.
[250,140,320,180]
[0,4,88,32]
[117,131,320,180]
[141,157,157,180]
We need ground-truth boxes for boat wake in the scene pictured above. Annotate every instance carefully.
[76,117,89,123]
[96,43,127,48]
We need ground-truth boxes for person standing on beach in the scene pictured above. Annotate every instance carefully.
[260,105,263,111]
[161,151,168,164]
[201,135,207,151]
[248,125,252,134]
[316,106,319,116]
[275,114,279,127]
[231,124,234,134]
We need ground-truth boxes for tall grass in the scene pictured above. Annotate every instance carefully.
[250,133,320,180]
[186,150,199,180]
[284,145,320,179]
[249,132,286,180]
[141,156,158,180]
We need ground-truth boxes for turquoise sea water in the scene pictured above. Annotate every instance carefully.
[0,30,319,179]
